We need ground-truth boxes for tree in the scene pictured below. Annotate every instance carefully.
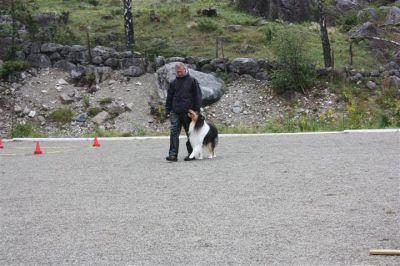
[317,0,332,68]
[123,0,134,49]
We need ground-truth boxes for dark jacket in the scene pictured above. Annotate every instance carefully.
[165,73,202,114]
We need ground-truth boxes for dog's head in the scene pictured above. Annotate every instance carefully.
[188,109,205,130]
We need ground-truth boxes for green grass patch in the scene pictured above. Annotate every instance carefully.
[49,107,73,124]
[11,123,46,138]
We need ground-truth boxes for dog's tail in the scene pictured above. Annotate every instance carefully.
[207,122,219,149]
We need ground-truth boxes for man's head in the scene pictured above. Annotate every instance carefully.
[175,62,187,77]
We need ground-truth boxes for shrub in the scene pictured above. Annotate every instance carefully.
[270,29,316,94]
[11,123,45,138]
[83,95,90,108]
[196,17,219,32]
[337,11,358,33]
[137,38,186,60]
[87,0,99,7]
[49,107,73,124]
[88,107,102,117]
[0,60,30,78]
[99,97,113,105]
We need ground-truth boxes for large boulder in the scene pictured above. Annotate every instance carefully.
[41,43,64,53]
[54,60,76,72]
[32,12,61,28]
[155,62,225,106]
[27,54,51,68]
[123,66,145,77]
[92,111,110,125]
[336,0,358,12]
[236,0,311,22]
[349,22,378,39]
[384,7,400,25]
[229,58,260,75]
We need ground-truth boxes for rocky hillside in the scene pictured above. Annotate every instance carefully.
[0,0,399,138]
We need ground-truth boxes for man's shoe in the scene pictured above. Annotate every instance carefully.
[166,156,178,162]
[184,156,195,161]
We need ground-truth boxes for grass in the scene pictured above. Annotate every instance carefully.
[49,107,74,124]
[31,0,379,70]
[11,123,46,138]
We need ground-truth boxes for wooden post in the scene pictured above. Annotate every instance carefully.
[221,38,227,72]
[331,48,335,69]
[370,250,400,256]
[215,37,219,59]
[349,40,353,66]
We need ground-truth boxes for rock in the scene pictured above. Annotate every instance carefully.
[336,0,358,12]
[155,62,225,106]
[349,22,377,39]
[41,43,64,53]
[95,66,112,83]
[232,106,242,114]
[225,25,243,32]
[108,103,125,115]
[366,81,377,90]
[92,111,110,125]
[38,116,46,125]
[54,60,76,72]
[74,113,88,123]
[210,58,229,70]
[357,8,378,23]
[59,93,74,104]
[229,58,260,75]
[125,103,134,112]
[33,12,61,27]
[385,76,400,90]
[57,78,69,85]
[239,44,256,54]
[49,52,62,61]
[15,51,25,60]
[393,50,400,65]
[166,57,185,64]
[92,56,103,65]
[70,65,87,81]
[123,66,145,77]
[384,7,400,25]
[155,56,166,68]
[87,84,99,94]
[120,57,143,69]
[255,71,270,81]
[383,61,400,71]
[67,45,87,63]
[27,54,51,68]
[14,105,22,113]
[23,106,30,115]
[104,57,119,68]
[28,110,36,118]
[24,42,41,54]
[91,46,115,60]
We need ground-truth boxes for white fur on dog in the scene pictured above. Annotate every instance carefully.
[188,121,211,160]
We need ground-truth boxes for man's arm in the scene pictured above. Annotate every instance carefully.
[192,78,202,112]
[165,81,175,115]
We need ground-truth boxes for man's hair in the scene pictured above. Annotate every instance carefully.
[175,62,186,69]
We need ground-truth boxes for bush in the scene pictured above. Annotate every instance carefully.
[196,17,219,32]
[49,107,73,124]
[87,0,99,6]
[11,123,45,138]
[137,38,186,60]
[0,60,30,78]
[88,107,102,117]
[337,11,358,33]
[99,97,113,105]
[270,29,316,94]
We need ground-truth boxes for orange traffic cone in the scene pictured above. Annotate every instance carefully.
[0,138,3,149]
[93,135,101,147]
[34,142,42,155]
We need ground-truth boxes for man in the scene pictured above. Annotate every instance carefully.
[165,62,202,162]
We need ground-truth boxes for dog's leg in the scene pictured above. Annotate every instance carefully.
[189,145,201,159]
[198,145,204,160]
[207,143,213,159]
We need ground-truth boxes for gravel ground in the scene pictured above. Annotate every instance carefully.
[0,132,399,265]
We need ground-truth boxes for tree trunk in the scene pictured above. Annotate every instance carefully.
[318,0,332,68]
[123,0,134,49]
[11,0,17,59]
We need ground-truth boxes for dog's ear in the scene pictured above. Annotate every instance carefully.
[199,114,205,121]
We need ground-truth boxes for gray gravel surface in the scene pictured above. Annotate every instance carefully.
[1,133,399,265]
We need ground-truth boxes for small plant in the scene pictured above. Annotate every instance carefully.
[196,17,219,32]
[11,123,45,138]
[150,103,166,123]
[87,0,99,7]
[337,10,358,33]
[88,107,102,117]
[83,95,90,108]
[49,107,74,124]
[99,97,113,105]
[270,29,316,94]
[0,60,30,78]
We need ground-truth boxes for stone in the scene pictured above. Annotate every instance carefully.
[49,52,62,61]
[91,46,115,59]
[33,12,61,27]
[41,43,64,53]
[23,106,30,115]
[384,61,400,71]
[385,76,400,90]
[155,56,166,68]
[108,103,125,115]
[349,22,377,39]
[210,58,229,70]
[123,66,145,77]
[92,56,103,65]
[74,113,88,123]
[119,57,143,69]
[104,57,119,68]
[95,66,113,83]
[14,105,22,113]
[166,57,186,64]
[92,111,110,125]
[336,0,358,12]
[70,65,87,80]
[155,62,225,106]
[59,93,74,104]
[54,60,76,72]
[28,110,36,118]
[366,81,377,90]
[15,51,25,60]
[232,106,242,114]
[229,58,260,75]
[255,71,270,81]
[125,103,134,112]
[225,25,243,32]
[357,8,378,23]
[57,78,69,85]
[27,54,51,68]
[384,7,400,25]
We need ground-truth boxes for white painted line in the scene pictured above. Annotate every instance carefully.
[4,129,397,142]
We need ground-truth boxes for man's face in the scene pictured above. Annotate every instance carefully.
[176,65,186,77]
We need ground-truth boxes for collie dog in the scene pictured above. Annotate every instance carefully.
[187,109,218,160]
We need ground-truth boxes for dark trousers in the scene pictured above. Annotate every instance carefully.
[169,112,193,157]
